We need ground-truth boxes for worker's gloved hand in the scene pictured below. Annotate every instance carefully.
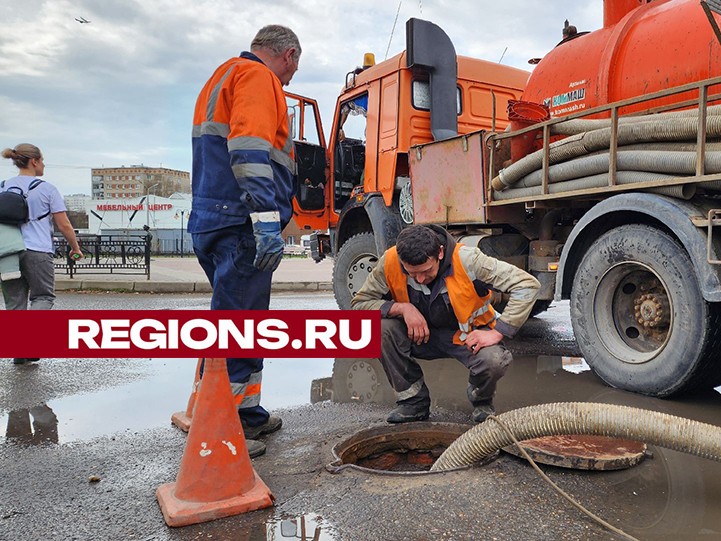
[250,211,284,272]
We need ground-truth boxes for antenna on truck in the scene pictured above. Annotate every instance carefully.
[498,46,508,64]
[385,1,403,59]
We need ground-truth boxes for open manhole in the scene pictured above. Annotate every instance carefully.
[504,435,648,470]
[327,422,475,475]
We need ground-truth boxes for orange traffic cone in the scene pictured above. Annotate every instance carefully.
[170,358,202,432]
[157,358,274,527]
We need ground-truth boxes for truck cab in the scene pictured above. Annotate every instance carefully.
[288,18,528,308]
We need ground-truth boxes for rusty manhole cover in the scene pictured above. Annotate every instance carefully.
[327,422,477,475]
[503,435,647,470]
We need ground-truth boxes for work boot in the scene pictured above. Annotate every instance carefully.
[386,402,430,424]
[246,439,266,459]
[242,415,283,440]
[13,358,40,365]
[471,401,496,423]
[467,383,487,404]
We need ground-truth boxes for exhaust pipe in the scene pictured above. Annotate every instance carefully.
[406,18,458,141]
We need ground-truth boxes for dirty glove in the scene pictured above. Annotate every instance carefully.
[250,211,284,272]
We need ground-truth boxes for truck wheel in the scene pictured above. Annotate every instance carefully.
[333,232,378,309]
[570,224,721,397]
[331,358,395,403]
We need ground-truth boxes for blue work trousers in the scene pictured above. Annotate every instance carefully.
[192,223,271,427]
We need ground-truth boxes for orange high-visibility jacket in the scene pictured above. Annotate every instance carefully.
[188,52,296,234]
[384,244,496,344]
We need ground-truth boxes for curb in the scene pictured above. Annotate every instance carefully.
[55,280,333,294]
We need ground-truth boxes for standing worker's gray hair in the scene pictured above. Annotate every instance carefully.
[251,25,301,62]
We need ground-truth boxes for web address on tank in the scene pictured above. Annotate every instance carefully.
[0,310,381,358]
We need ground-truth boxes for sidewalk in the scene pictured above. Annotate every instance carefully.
[55,256,334,294]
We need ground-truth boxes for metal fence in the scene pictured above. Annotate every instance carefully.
[53,234,151,279]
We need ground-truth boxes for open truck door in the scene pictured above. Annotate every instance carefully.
[286,92,329,235]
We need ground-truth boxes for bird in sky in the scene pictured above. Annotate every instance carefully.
[75,16,91,23]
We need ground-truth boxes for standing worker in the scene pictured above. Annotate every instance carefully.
[1,144,83,365]
[188,25,301,458]
[351,224,540,423]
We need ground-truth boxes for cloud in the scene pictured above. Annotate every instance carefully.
[0,0,603,195]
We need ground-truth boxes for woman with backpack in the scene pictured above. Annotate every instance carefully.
[1,143,83,364]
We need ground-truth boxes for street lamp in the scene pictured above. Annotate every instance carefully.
[176,209,188,257]
[145,182,160,228]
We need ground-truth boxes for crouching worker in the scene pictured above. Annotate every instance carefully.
[351,224,540,424]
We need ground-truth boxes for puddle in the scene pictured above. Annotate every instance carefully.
[0,357,333,444]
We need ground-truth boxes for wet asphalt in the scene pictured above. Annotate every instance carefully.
[2,293,721,541]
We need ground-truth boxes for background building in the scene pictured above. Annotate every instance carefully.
[86,194,192,255]
[84,193,308,256]
[63,193,91,212]
[91,165,190,200]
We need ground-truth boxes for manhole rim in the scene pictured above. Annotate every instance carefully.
[327,421,485,476]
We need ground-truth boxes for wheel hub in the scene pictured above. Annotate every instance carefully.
[593,263,673,364]
[347,255,375,296]
[634,293,669,329]
[399,181,414,225]
[345,360,381,402]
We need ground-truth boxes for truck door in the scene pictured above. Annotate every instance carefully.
[285,92,329,231]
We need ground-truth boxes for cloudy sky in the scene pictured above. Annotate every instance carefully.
[0,0,602,195]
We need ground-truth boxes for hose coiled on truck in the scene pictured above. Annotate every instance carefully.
[431,402,721,471]
[550,103,721,136]
[492,171,695,200]
[510,150,721,189]
[492,113,721,193]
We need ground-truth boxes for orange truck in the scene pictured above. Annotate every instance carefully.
[290,1,721,397]
[287,18,528,307]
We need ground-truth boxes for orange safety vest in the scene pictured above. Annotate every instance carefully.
[385,245,496,344]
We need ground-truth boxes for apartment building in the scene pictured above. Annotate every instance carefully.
[91,165,190,200]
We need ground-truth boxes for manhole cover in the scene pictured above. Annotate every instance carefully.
[503,434,647,470]
[328,422,476,475]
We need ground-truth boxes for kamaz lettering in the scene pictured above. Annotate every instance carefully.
[551,88,586,108]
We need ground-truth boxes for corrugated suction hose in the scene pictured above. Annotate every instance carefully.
[493,171,695,200]
[431,402,721,471]
[492,115,721,191]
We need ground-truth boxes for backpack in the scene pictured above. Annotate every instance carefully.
[0,179,48,225]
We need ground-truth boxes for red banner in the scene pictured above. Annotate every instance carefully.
[0,310,381,358]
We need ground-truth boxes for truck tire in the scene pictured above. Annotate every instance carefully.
[333,232,378,309]
[570,224,721,397]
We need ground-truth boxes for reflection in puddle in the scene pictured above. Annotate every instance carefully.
[265,513,337,540]
[5,404,58,445]
[561,356,590,374]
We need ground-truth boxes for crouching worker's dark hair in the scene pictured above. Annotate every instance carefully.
[396,225,442,265]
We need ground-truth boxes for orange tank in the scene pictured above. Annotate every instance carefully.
[522,0,721,118]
